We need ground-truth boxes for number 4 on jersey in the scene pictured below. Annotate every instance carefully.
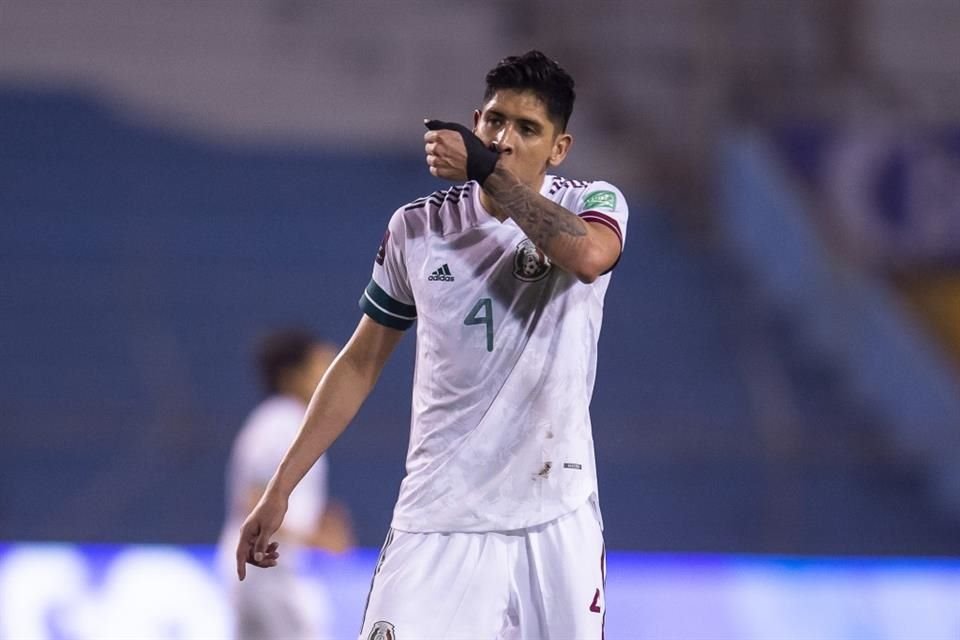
[463,297,494,352]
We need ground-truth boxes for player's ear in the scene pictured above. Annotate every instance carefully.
[548,132,573,168]
[472,109,482,134]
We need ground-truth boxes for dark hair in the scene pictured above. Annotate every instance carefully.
[256,328,317,394]
[483,50,576,132]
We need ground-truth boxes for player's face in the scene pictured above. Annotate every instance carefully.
[473,89,572,190]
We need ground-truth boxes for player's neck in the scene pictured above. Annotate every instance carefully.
[276,383,311,405]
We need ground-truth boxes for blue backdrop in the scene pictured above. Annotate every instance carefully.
[5,87,958,555]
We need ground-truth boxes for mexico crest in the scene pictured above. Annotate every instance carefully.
[368,620,396,640]
[513,238,552,282]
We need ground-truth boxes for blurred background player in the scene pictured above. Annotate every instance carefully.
[217,328,354,640]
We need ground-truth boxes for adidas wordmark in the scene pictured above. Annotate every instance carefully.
[428,264,455,282]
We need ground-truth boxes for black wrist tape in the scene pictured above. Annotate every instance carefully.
[424,119,499,185]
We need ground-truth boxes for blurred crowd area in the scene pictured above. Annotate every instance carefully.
[4,0,959,212]
[2,0,960,555]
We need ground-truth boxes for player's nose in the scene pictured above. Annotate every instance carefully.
[492,127,515,155]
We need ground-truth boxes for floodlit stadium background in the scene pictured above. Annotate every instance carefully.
[3,1,960,638]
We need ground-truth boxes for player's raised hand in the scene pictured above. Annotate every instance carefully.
[424,119,499,185]
[235,491,287,580]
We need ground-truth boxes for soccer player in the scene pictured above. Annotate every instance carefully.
[236,51,628,639]
[218,329,352,639]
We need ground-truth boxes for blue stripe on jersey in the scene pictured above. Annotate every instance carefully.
[359,280,417,330]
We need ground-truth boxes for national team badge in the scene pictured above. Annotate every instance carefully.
[368,620,396,640]
[583,189,617,211]
[513,238,552,282]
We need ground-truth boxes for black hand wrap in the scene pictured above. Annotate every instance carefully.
[425,119,499,186]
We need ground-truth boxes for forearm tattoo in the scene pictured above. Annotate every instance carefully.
[485,167,586,248]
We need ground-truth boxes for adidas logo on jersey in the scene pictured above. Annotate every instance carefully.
[428,264,455,282]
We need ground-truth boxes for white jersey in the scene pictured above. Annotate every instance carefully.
[219,395,329,553]
[360,175,628,532]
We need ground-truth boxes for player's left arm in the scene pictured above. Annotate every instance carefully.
[482,168,620,283]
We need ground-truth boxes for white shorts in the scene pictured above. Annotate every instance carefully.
[227,558,334,640]
[358,498,606,640]
[229,567,332,640]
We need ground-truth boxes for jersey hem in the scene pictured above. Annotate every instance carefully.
[388,491,598,534]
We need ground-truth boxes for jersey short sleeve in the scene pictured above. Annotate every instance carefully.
[359,209,418,330]
[574,181,628,274]
[576,181,628,254]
